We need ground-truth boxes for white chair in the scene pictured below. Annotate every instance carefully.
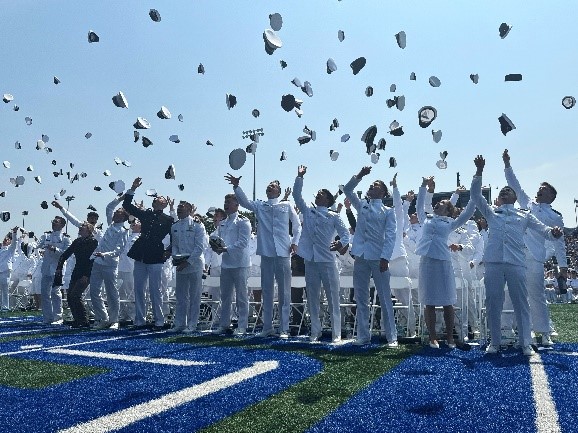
[339,275,357,338]
[289,276,307,335]
[9,279,31,311]
[199,276,221,330]
[246,276,262,333]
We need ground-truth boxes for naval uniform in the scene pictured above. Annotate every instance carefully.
[293,176,350,341]
[234,185,301,335]
[0,231,18,310]
[343,175,397,344]
[123,192,174,327]
[170,215,207,331]
[472,175,557,347]
[505,166,567,335]
[37,229,72,323]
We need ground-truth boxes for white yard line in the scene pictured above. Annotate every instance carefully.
[530,353,561,433]
[47,348,212,366]
[58,360,279,433]
[0,334,133,357]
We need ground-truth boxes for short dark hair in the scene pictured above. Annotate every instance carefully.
[53,216,66,226]
[213,208,226,218]
[374,180,390,198]
[320,188,335,207]
[87,211,99,220]
[224,193,238,204]
[541,182,557,199]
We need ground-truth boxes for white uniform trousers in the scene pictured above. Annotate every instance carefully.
[484,262,531,346]
[174,265,203,330]
[41,274,62,323]
[0,270,10,309]
[219,267,249,330]
[133,261,164,327]
[305,260,341,340]
[260,256,291,333]
[89,263,120,324]
[117,270,135,321]
[353,256,396,343]
[525,252,550,333]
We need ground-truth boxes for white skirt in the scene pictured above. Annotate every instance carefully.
[418,256,456,306]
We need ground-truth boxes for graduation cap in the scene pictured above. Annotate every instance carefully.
[361,125,377,153]
[87,30,99,43]
[114,157,122,165]
[499,23,512,39]
[121,161,131,167]
[178,114,184,122]
[41,133,49,142]
[269,13,283,31]
[498,113,515,135]
[197,63,205,74]
[350,57,366,75]
[13,105,19,111]
[409,72,416,80]
[206,207,216,218]
[40,201,48,209]
[302,81,313,97]
[280,151,287,161]
[165,165,176,180]
[291,77,302,88]
[388,120,404,136]
[390,84,397,92]
[108,180,125,194]
[327,58,337,74]
[142,137,153,148]
[229,148,246,170]
[395,31,406,49]
[396,95,405,111]
[2,212,11,222]
[2,94,14,103]
[103,170,111,176]
[149,9,161,22]
[134,117,151,129]
[157,106,171,119]
[470,74,479,84]
[365,86,374,97]
[436,151,448,169]
[432,130,443,143]
[418,106,437,128]
[87,205,97,212]
[504,74,522,82]
[0,192,5,198]
[178,184,184,191]
[389,157,397,168]
[146,189,158,197]
[378,138,386,150]
[281,94,297,112]
[562,96,576,109]
[169,135,180,143]
[36,140,45,150]
[206,140,213,146]
[245,142,257,155]
[225,94,237,109]
[14,141,21,150]
[280,60,287,69]
[297,136,311,145]
[386,98,397,108]
[429,76,441,87]
[341,134,350,142]
[93,186,102,191]
[85,132,92,139]
[263,28,283,55]
[252,109,260,118]
[112,91,129,108]
[2,161,9,169]
[80,172,87,178]
[330,118,339,131]
[34,176,41,184]
[303,125,316,141]
[25,117,32,126]
[53,76,60,84]
[14,176,25,186]
[133,131,140,142]
[370,153,380,164]
[330,150,339,161]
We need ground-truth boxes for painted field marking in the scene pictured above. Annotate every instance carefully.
[530,353,561,433]
[47,348,213,366]
[0,334,133,357]
[58,360,279,433]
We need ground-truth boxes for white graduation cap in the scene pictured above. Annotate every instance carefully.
[341,134,350,142]
[36,140,45,150]
[432,130,443,143]
[169,135,180,143]
[2,161,10,169]
[370,153,380,164]
[269,13,283,31]
[165,165,176,180]
[134,117,151,129]
[327,58,337,74]
[2,93,14,103]
[291,77,303,88]
[122,160,131,167]
[157,106,171,119]
[302,81,313,97]
[114,157,122,165]
[112,91,129,108]
[149,9,161,22]
[338,30,345,42]
[418,106,437,128]
[26,165,33,171]
[263,28,283,54]
[429,76,441,87]
[395,31,406,49]
[229,148,247,170]
[103,170,111,176]
[330,150,339,161]
[34,176,41,184]
[146,189,158,197]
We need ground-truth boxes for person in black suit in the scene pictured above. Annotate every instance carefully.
[123,177,174,330]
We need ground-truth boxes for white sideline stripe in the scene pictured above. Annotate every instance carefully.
[0,328,49,336]
[0,335,132,357]
[58,360,279,433]
[530,354,561,433]
[47,348,212,366]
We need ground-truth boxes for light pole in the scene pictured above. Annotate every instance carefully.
[242,128,264,201]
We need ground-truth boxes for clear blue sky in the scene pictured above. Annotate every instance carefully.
[2,1,577,234]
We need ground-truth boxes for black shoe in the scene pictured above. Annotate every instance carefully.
[71,322,90,329]
[151,325,166,332]
[129,324,149,331]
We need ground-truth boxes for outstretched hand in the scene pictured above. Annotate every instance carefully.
[224,173,241,187]
[297,165,307,177]
[474,155,485,176]
[357,166,372,179]
[390,172,398,188]
[502,149,511,167]
[131,177,142,190]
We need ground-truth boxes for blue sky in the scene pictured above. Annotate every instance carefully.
[1,1,577,233]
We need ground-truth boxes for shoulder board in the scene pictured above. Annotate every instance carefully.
[328,209,337,214]
[239,215,246,219]
[192,215,202,224]
[63,233,70,237]
[519,208,530,212]
[96,223,103,230]
[44,231,52,234]
[426,214,433,219]
[552,208,562,216]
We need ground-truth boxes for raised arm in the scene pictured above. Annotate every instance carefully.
[105,195,124,225]
[292,165,309,214]
[503,149,531,208]
[343,166,371,211]
[225,173,257,212]
[52,200,82,228]
[123,177,148,220]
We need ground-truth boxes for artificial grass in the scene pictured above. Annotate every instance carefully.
[549,303,578,343]
[0,356,108,389]
[168,335,420,433]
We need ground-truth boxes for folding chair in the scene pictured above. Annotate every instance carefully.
[9,279,32,311]
[199,276,221,330]
[247,276,262,333]
[289,276,307,335]
[339,275,357,339]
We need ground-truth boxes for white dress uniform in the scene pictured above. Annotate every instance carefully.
[505,166,567,336]
[447,226,473,339]
[89,222,129,325]
[466,221,484,335]
[404,222,423,279]
[37,229,72,323]
[218,211,251,332]
[234,185,301,335]
[472,175,557,348]
[171,215,207,331]
[118,232,139,321]
[293,176,350,342]
[343,175,397,344]
[0,232,18,310]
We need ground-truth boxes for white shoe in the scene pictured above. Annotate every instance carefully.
[279,332,289,339]
[50,319,64,325]
[310,333,321,343]
[92,321,111,330]
[385,341,399,349]
[109,322,119,330]
[522,345,535,356]
[233,328,246,336]
[542,334,553,346]
[257,328,275,338]
[485,345,499,354]
[331,336,342,344]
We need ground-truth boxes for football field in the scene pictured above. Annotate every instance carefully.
[1,305,577,433]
